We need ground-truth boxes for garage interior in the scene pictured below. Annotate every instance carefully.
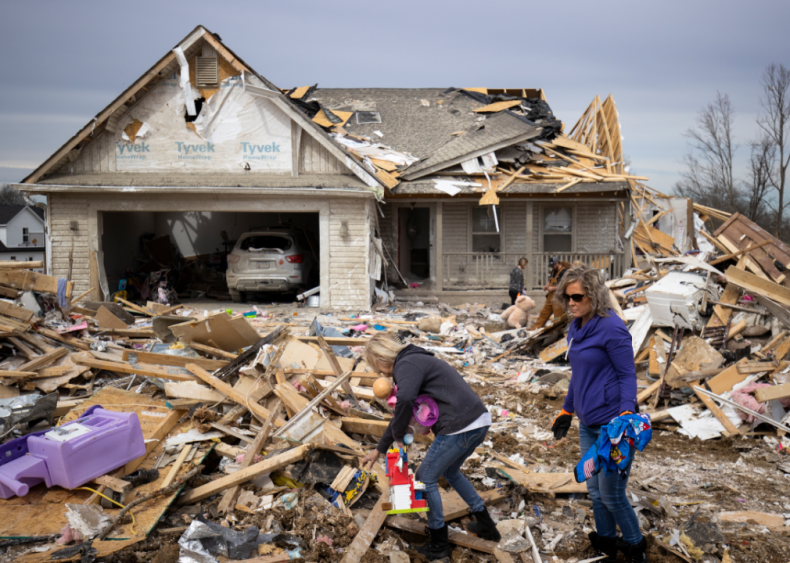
[100,211,320,303]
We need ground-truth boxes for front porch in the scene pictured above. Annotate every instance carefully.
[441,251,626,291]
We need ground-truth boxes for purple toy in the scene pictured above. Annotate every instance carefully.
[0,405,146,499]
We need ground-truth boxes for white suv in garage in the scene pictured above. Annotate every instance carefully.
[226,229,316,302]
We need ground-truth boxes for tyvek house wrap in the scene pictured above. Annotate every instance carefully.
[114,71,292,173]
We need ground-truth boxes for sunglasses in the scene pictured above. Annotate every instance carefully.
[564,293,586,303]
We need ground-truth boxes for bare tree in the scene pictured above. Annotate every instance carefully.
[675,92,739,212]
[741,136,775,223]
[757,63,790,237]
[0,184,26,206]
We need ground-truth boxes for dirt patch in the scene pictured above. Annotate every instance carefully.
[151,543,180,563]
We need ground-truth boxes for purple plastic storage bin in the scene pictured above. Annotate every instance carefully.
[0,406,146,499]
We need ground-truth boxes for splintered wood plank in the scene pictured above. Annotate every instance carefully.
[122,349,228,370]
[186,364,286,426]
[443,488,508,520]
[707,359,751,395]
[164,382,229,403]
[707,283,739,328]
[16,348,67,372]
[190,341,239,360]
[340,418,431,444]
[386,516,498,554]
[0,270,73,297]
[340,478,390,563]
[691,380,740,436]
[177,445,310,505]
[73,353,199,382]
[754,383,790,403]
[0,300,34,323]
[496,466,587,494]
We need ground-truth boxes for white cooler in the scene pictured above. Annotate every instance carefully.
[646,271,719,331]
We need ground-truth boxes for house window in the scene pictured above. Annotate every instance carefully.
[543,206,572,252]
[10,256,15,261]
[22,228,28,244]
[472,206,501,252]
[28,257,33,261]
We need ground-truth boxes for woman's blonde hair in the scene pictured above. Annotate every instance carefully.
[554,265,612,318]
[364,333,406,371]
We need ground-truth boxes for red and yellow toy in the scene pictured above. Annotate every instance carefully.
[385,446,428,514]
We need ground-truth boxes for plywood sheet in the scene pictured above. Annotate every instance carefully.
[169,313,260,352]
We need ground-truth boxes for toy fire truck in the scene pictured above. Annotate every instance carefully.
[384,446,428,514]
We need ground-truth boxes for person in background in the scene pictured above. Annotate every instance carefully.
[529,259,570,329]
[549,266,646,563]
[508,257,528,304]
[361,333,499,560]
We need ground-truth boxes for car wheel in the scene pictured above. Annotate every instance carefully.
[230,290,246,303]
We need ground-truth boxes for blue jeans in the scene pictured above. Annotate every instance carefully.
[579,422,643,545]
[415,426,489,529]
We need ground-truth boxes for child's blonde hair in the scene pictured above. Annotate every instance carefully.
[364,333,405,371]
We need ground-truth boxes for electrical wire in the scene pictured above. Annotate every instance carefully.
[76,487,136,535]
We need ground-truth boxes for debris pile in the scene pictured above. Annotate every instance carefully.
[1,213,790,563]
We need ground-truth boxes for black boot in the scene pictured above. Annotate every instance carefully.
[414,524,451,560]
[617,536,648,563]
[589,532,618,563]
[466,508,501,542]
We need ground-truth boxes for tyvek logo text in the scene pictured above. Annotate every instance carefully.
[116,142,149,160]
[241,142,281,161]
[176,142,214,161]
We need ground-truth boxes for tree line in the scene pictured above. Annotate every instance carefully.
[675,63,790,240]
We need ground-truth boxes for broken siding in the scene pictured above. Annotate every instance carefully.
[299,134,347,175]
[328,199,370,309]
[49,193,91,294]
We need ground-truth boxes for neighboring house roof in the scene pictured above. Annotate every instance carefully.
[0,205,44,225]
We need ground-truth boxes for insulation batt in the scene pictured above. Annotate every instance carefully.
[731,382,790,422]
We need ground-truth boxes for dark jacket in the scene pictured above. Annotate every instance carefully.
[562,311,638,426]
[376,345,488,453]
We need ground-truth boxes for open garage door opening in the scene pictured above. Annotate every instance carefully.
[100,211,320,305]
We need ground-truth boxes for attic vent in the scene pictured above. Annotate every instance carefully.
[196,56,219,87]
[356,111,381,124]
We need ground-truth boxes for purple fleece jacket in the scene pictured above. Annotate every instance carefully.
[562,311,637,427]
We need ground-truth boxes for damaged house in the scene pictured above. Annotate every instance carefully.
[17,25,665,310]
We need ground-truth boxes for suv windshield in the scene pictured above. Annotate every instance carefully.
[239,235,292,252]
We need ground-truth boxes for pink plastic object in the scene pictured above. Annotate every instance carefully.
[0,407,146,499]
[412,396,439,427]
[352,324,368,331]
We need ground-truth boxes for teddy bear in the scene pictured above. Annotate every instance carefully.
[500,294,536,329]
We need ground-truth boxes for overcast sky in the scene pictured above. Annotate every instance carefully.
[1,0,788,195]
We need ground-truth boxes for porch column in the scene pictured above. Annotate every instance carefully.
[526,201,534,290]
[436,202,443,292]
[623,200,632,270]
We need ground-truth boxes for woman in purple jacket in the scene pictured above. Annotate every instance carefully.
[549,266,647,563]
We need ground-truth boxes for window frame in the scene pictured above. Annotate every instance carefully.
[22,227,29,244]
[539,204,575,253]
[469,204,503,254]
